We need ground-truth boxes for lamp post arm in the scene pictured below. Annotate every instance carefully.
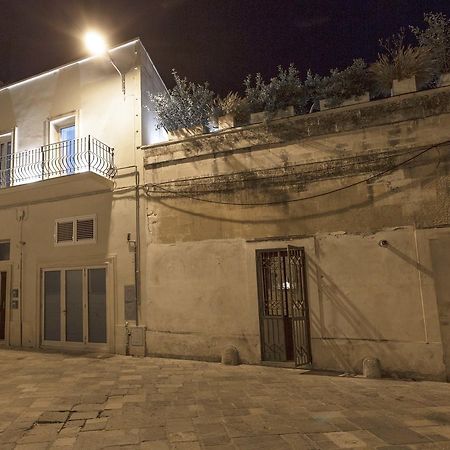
[107,52,126,96]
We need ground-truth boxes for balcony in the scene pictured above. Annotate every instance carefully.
[0,136,115,189]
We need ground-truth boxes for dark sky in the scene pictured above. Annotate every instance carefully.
[1,0,450,95]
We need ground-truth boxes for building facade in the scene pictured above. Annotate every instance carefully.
[142,87,450,381]
[0,39,166,354]
[1,43,450,382]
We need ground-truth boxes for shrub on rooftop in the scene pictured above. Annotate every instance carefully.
[150,70,215,132]
[411,12,450,76]
[319,59,371,108]
[369,29,435,96]
[214,92,250,124]
[244,64,321,114]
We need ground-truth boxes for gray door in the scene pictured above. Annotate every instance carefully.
[43,267,107,345]
[0,272,6,340]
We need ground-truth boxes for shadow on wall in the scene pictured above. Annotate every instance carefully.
[386,244,433,277]
[305,253,419,374]
[152,168,431,227]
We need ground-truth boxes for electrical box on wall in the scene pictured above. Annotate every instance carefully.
[11,289,19,309]
[128,326,146,357]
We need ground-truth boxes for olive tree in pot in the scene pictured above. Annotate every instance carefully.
[215,92,250,130]
[319,59,371,110]
[411,12,450,87]
[149,70,215,141]
[244,65,301,124]
[369,29,435,97]
[244,72,268,123]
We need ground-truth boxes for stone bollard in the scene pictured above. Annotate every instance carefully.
[363,357,382,378]
[221,346,240,366]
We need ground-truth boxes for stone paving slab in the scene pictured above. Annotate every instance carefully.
[0,349,450,449]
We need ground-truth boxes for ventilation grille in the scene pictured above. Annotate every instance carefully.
[55,216,95,245]
[56,221,74,243]
[76,218,95,241]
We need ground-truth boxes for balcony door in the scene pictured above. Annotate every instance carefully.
[0,135,12,188]
[60,125,76,174]
[47,114,77,178]
[42,267,107,349]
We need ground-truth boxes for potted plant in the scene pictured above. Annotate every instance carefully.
[149,70,215,140]
[244,65,301,124]
[411,12,450,86]
[319,59,371,110]
[369,29,435,97]
[263,64,302,119]
[243,72,268,124]
[301,70,325,113]
[215,92,250,130]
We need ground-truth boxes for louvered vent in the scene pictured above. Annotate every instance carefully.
[56,221,74,243]
[76,218,95,241]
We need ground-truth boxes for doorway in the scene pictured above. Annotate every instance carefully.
[0,272,6,340]
[42,267,107,349]
[256,246,312,366]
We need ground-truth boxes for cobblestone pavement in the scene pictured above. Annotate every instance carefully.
[1,350,450,449]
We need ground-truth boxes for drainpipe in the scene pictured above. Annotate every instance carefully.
[135,169,140,326]
[17,209,25,347]
[116,165,140,326]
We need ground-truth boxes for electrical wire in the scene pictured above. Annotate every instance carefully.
[150,147,418,188]
[143,140,450,207]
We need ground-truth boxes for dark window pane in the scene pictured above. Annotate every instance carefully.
[65,270,83,342]
[0,242,10,261]
[44,271,61,341]
[88,268,106,343]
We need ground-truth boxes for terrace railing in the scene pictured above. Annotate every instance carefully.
[0,136,115,188]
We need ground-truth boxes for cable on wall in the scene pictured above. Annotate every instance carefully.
[142,140,450,207]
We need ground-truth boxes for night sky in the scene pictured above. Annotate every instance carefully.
[1,0,450,95]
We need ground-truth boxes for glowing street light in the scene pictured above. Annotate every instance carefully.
[83,30,126,96]
[84,31,107,56]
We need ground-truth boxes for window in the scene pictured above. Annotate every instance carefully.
[49,115,77,144]
[48,114,77,176]
[0,133,12,188]
[55,216,96,245]
[0,241,10,260]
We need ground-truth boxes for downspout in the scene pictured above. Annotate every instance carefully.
[17,209,25,347]
[116,165,140,325]
[135,168,140,326]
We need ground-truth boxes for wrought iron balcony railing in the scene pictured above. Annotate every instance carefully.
[0,136,115,189]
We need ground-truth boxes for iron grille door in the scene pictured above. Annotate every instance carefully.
[287,245,312,366]
[256,250,287,361]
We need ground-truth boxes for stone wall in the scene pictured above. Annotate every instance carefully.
[142,86,450,380]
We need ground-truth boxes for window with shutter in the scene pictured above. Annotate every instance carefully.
[76,218,95,241]
[56,221,74,243]
[55,215,96,245]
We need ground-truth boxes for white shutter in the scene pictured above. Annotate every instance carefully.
[76,218,95,241]
[56,221,74,243]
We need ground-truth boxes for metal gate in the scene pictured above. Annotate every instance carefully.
[256,246,312,366]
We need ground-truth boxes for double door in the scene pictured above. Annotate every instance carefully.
[42,267,107,348]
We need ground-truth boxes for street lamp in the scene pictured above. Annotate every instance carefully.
[84,31,107,55]
[84,31,126,96]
